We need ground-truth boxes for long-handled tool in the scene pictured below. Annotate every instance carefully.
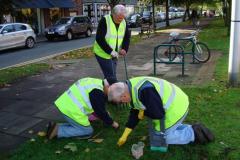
[123,56,129,80]
[121,55,130,109]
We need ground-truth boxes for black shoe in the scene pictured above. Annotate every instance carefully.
[46,122,53,137]
[192,124,208,144]
[46,122,57,140]
[197,123,215,142]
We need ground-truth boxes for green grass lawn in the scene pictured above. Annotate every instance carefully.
[0,63,51,88]
[7,18,240,160]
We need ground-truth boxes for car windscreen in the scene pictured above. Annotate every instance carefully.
[55,18,71,25]
[131,15,137,20]
[0,25,3,30]
[143,12,150,16]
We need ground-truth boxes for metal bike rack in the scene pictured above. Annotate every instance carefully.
[170,38,197,64]
[153,44,185,76]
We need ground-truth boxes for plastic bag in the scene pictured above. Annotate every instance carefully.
[131,141,145,159]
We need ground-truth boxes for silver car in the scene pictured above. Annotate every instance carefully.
[44,15,93,41]
[0,23,36,51]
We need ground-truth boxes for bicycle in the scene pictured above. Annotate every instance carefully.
[158,29,211,63]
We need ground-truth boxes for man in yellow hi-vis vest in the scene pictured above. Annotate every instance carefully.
[107,76,214,147]
[47,77,119,139]
[93,4,130,85]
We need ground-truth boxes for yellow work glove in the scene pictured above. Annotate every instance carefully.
[117,128,132,147]
[138,110,144,120]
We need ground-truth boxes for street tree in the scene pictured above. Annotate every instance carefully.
[171,0,198,21]
[151,0,164,30]
[165,0,169,26]
[221,0,231,29]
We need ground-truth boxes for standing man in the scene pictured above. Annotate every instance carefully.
[191,9,199,27]
[107,76,214,147]
[47,77,119,140]
[93,4,130,85]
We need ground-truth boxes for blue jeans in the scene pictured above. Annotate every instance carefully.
[95,55,117,84]
[152,111,195,144]
[165,111,194,144]
[165,123,194,144]
[57,116,93,138]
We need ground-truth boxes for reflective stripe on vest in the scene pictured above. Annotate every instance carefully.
[75,81,102,110]
[66,79,103,115]
[67,89,88,115]
[133,78,176,110]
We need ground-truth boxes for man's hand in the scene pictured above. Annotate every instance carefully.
[111,51,119,58]
[119,49,127,56]
[112,121,119,129]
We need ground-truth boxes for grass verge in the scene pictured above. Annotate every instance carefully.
[0,63,51,88]
[0,47,93,88]
[53,47,94,60]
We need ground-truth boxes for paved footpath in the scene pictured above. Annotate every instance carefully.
[0,18,220,152]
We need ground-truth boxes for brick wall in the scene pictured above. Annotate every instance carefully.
[71,0,83,15]
[43,9,51,27]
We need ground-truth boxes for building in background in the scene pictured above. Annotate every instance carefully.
[7,0,137,34]
[12,0,75,34]
[70,0,83,16]
[82,0,137,27]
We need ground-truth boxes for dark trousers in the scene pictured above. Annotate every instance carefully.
[95,54,118,85]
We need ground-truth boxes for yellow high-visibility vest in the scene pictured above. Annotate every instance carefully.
[55,78,103,126]
[128,76,189,130]
[93,14,126,59]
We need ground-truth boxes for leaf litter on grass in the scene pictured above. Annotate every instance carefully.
[64,143,78,152]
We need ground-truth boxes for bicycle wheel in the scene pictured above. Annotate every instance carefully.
[156,42,178,62]
[194,42,211,63]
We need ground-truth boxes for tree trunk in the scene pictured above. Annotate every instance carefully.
[227,0,231,35]
[200,2,204,17]
[183,6,190,22]
[152,0,156,31]
[222,0,228,26]
[166,0,169,26]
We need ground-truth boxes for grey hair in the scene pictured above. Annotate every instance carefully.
[108,82,127,101]
[112,4,127,16]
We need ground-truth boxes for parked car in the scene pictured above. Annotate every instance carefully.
[156,12,166,22]
[154,12,161,22]
[142,11,152,23]
[175,11,183,18]
[0,23,36,51]
[44,15,93,41]
[127,14,142,28]
[169,12,176,19]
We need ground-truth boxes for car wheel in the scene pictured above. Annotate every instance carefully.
[85,29,92,37]
[66,31,73,40]
[25,37,35,48]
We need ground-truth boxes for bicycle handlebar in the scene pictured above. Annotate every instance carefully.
[170,29,200,40]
